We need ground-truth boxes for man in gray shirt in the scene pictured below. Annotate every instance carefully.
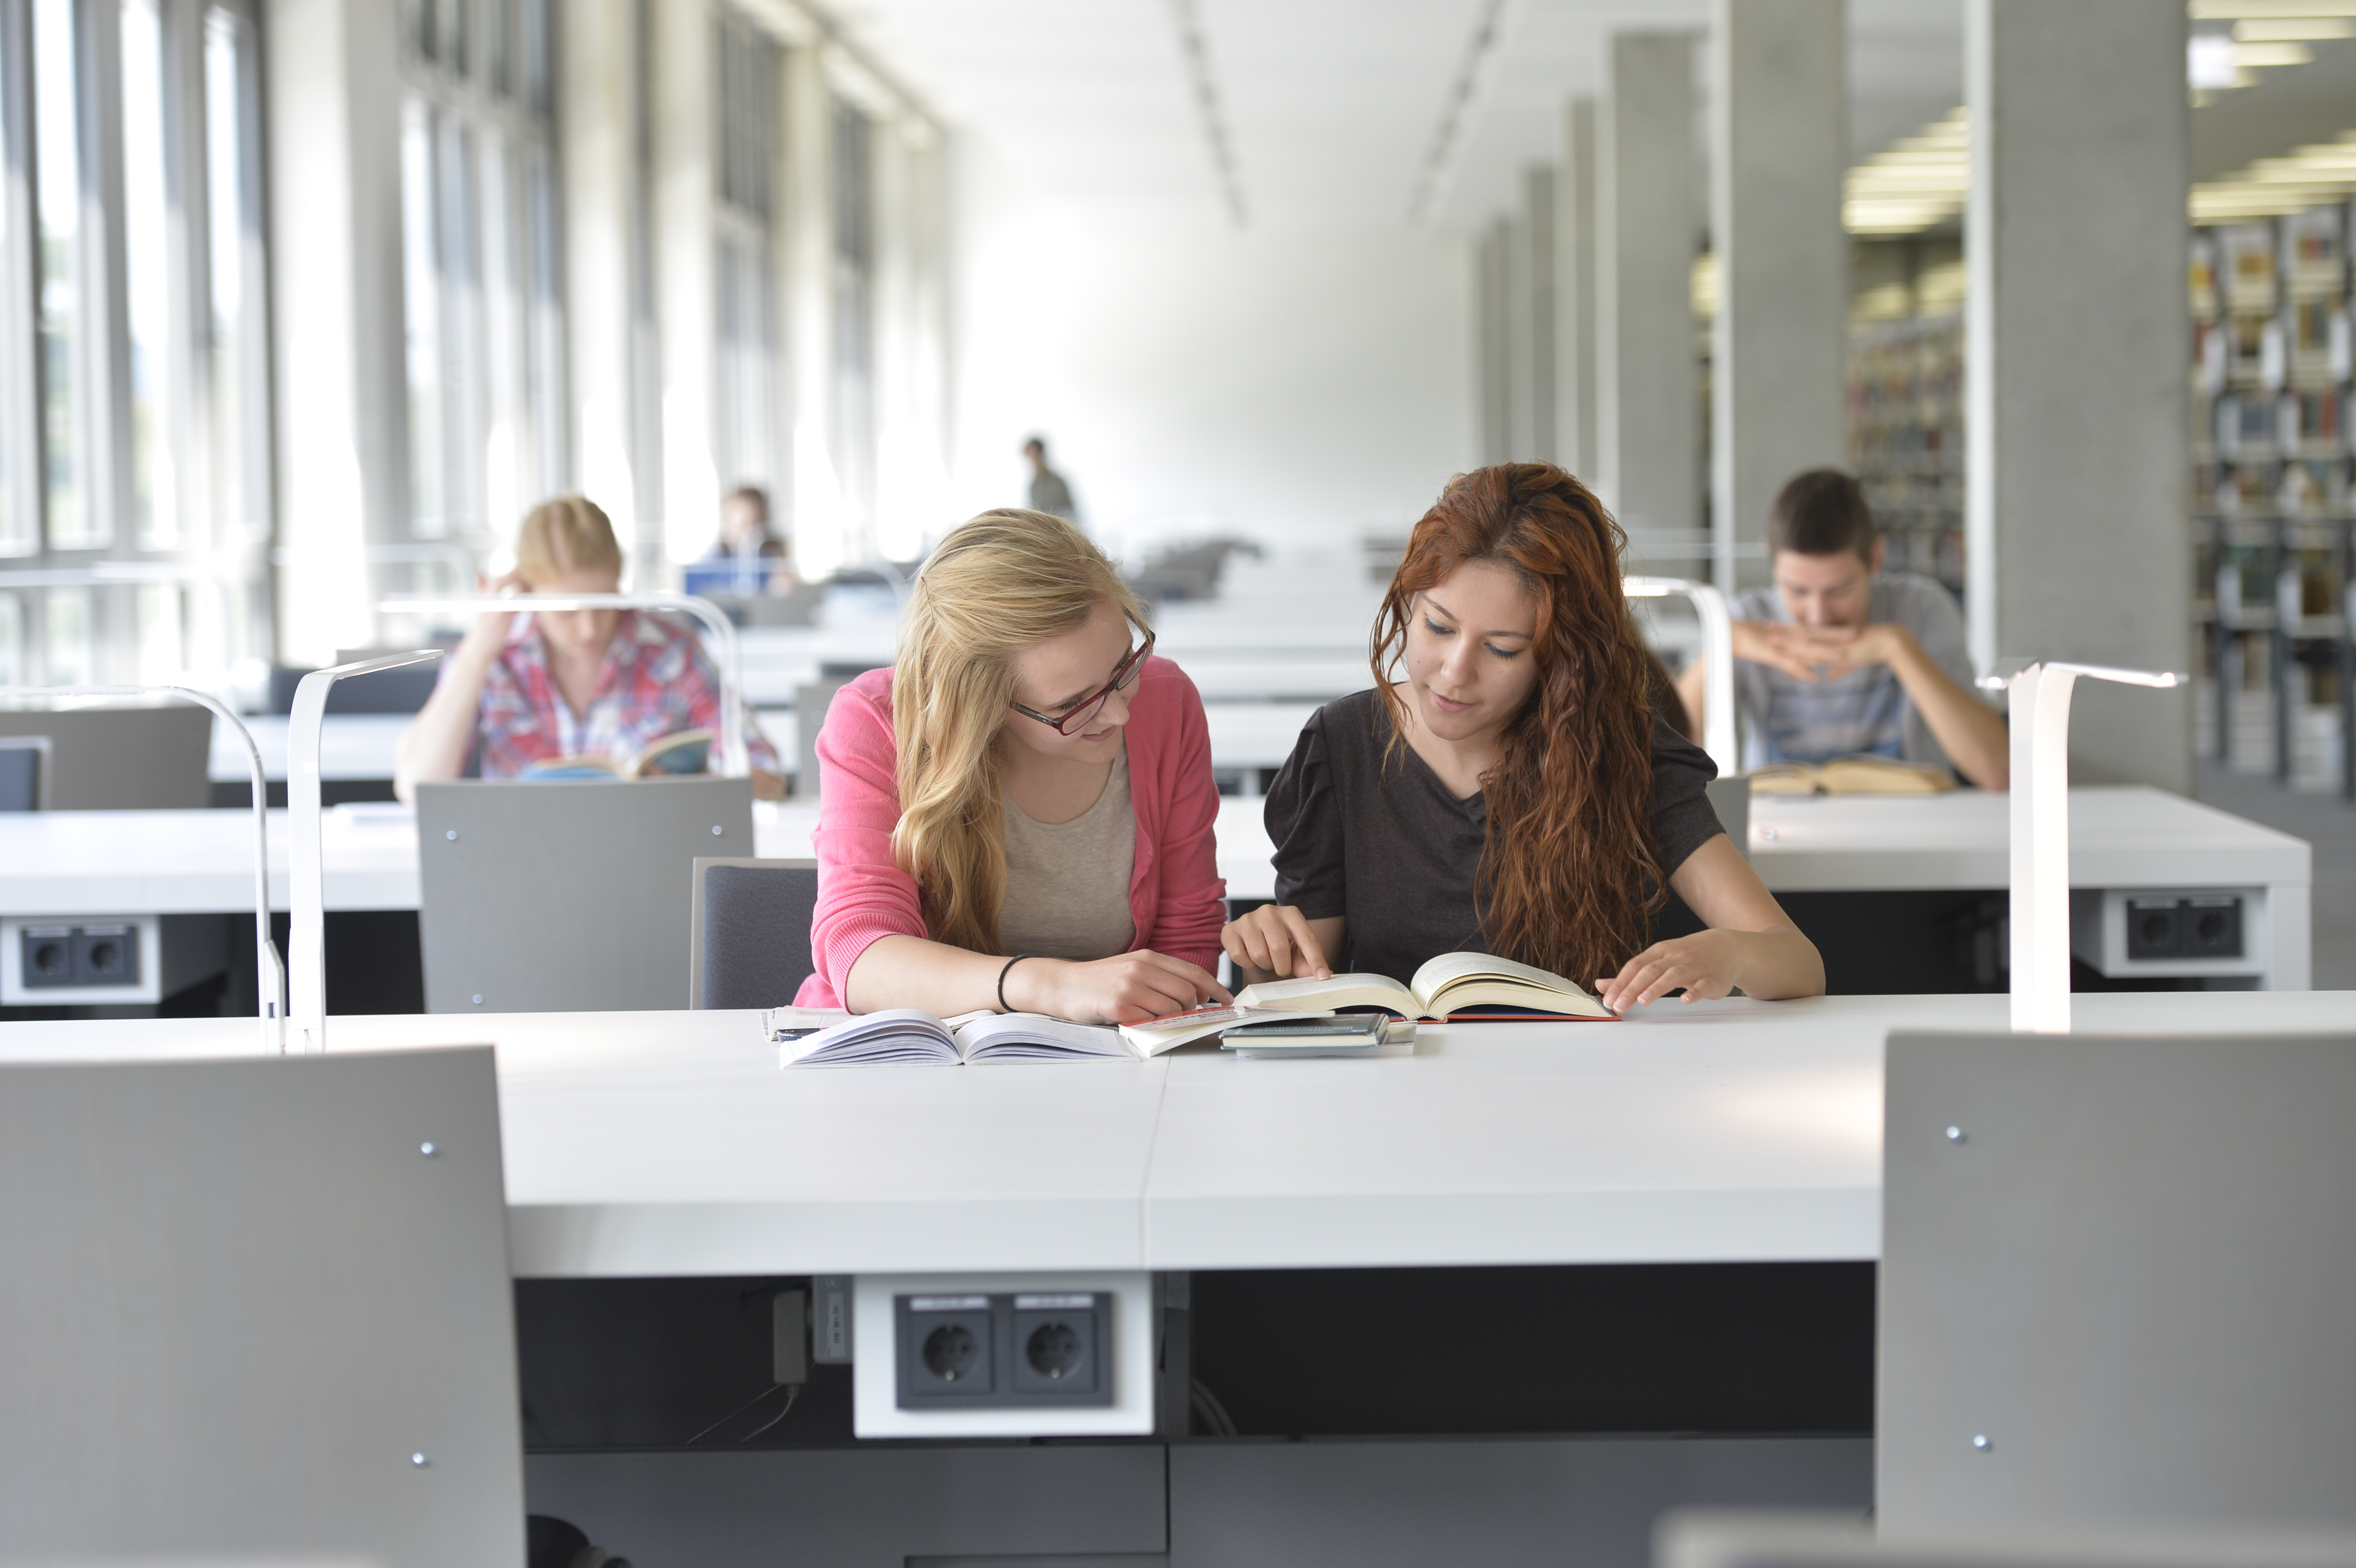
[1676,468,2008,790]
[1023,435,1078,523]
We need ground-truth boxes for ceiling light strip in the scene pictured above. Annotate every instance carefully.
[1167,0,1249,228]
[1404,0,1516,229]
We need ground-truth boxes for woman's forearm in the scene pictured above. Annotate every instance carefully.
[844,934,1011,1016]
[393,642,498,803]
[1729,925,1826,1001]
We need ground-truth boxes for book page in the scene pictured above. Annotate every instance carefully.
[951,1012,1134,1062]
[1232,973,1422,1015]
[1409,951,1592,1003]
[778,1008,958,1067]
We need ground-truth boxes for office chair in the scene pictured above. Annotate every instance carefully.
[0,1047,524,1565]
[689,856,818,1008]
[0,735,48,809]
[1880,1030,2356,1535]
[0,703,211,807]
[417,777,756,1013]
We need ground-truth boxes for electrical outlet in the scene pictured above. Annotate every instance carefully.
[896,1295,996,1405]
[772,1288,809,1385]
[74,925,137,984]
[1011,1293,1102,1397]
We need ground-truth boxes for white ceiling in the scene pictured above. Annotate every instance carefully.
[829,0,1966,232]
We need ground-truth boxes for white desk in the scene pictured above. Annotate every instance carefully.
[2,991,2350,1278]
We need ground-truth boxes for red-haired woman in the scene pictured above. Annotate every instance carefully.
[1222,463,1823,1010]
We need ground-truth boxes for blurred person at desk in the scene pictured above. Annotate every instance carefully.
[684,484,799,598]
[1676,468,2007,791]
[796,508,1230,1024]
[1222,463,1822,1013]
[393,495,784,803]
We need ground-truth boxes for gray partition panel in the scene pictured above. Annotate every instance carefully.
[0,705,212,808]
[418,777,756,1013]
[0,1047,523,1567]
[1880,1030,2356,1534]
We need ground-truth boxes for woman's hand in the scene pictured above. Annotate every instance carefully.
[1597,929,1762,1011]
[1006,949,1232,1024]
[1220,904,1335,982]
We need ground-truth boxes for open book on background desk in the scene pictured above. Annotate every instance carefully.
[522,728,714,781]
[1745,755,1955,796]
[766,1003,1332,1066]
[1234,951,1615,1022]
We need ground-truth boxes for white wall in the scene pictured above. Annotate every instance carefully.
[945,138,1477,563]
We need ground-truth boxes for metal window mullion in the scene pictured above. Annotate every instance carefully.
[0,0,40,559]
[76,0,131,566]
[158,0,208,566]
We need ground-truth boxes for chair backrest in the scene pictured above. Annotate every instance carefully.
[0,734,49,810]
[417,776,755,1012]
[0,1047,523,1566]
[0,705,211,808]
[690,856,818,1009]
[1881,1030,2356,1535]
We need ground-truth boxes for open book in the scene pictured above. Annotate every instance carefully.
[767,1002,1338,1065]
[1746,755,1955,796]
[1234,951,1614,1022]
[522,728,714,781]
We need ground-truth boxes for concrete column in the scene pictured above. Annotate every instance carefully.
[264,0,404,664]
[1509,168,1556,464]
[1965,0,2190,790]
[782,43,840,578]
[1555,97,1600,482]
[561,0,649,563]
[1596,32,1700,541]
[1477,218,1510,465]
[1710,0,1847,591]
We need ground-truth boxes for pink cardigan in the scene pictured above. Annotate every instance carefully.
[794,656,1228,1008]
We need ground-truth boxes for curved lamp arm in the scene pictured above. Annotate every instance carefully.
[1980,660,2181,1034]
[0,684,284,1052]
[288,651,445,1055]
[379,592,749,777]
[1624,576,1738,775]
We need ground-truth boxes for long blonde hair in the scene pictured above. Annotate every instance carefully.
[892,509,1148,954]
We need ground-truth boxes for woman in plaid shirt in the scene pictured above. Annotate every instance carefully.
[394,496,783,802]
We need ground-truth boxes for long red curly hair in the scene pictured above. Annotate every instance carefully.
[1372,463,1665,982]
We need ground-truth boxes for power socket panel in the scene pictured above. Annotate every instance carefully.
[853,1271,1153,1438]
[894,1291,1109,1410]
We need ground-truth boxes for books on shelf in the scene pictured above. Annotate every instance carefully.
[522,728,714,781]
[1234,951,1614,1022]
[1746,756,1956,796]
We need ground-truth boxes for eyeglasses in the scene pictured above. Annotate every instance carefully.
[1009,631,1156,736]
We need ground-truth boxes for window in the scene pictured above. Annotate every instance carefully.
[400,0,563,553]
[0,0,272,684]
[713,8,778,504]
[831,97,874,544]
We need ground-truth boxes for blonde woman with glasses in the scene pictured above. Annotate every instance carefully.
[795,509,1233,1023]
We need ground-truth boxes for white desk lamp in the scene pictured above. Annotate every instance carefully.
[287,651,444,1055]
[377,592,750,777]
[1624,576,1738,775]
[0,684,284,1051]
[1981,660,2182,1034]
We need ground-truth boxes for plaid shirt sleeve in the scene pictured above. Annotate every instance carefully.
[472,614,779,777]
[639,616,783,774]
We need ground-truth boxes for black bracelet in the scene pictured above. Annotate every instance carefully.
[997,954,1030,1014]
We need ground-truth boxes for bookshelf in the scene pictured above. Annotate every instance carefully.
[2190,205,2356,797]
[1846,251,1966,598]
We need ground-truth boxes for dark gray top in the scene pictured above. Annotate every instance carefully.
[1265,687,1725,984]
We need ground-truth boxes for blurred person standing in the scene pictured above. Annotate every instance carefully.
[1023,436,1080,526]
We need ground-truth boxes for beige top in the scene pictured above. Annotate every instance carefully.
[999,749,1137,962]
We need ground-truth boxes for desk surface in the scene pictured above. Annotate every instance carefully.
[3,991,2350,1279]
[0,786,2311,916]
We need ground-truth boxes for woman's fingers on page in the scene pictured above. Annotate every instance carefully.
[1141,949,1232,1007]
[1277,907,1332,980]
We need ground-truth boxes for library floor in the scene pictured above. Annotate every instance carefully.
[2196,760,2356,989]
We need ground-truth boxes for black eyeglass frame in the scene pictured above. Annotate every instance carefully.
[1008,628,1156,736]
